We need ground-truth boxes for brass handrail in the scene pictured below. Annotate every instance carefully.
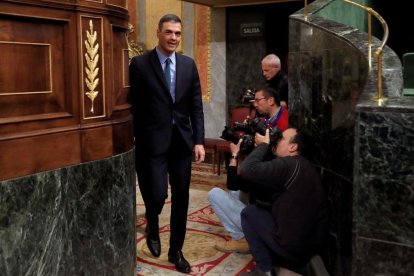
[343,0,389,103]
[304,0,308,21]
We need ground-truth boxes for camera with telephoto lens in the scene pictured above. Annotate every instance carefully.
[220,117,283,154]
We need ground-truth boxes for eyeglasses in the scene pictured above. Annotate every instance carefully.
[252,97,267,103]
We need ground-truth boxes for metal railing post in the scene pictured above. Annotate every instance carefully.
[343,0,389,104]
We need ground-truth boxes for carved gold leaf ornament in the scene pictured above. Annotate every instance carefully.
[125,23,145,61]
[84,20,100,113]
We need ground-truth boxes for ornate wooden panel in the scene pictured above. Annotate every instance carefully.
[0,0,132,180]
[106,0,127,9]
[0,12,75,132]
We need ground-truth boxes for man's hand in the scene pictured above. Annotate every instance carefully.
[230,139,242,156]
[194,144,205,164]
[255,129,270,145]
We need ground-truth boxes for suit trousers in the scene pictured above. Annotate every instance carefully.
[136,125,192,251]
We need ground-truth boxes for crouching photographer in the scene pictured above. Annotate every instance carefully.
[238,128,329,276]
[208,136,281,254]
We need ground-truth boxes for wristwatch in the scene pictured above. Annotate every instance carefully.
[230,155,238,160]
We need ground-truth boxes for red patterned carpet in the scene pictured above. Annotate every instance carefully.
[136,163,255,275]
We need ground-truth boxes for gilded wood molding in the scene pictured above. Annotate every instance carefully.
[81,16,106,120]
[194,5,211,102]
[84,20,100,113]
[126,23,145,60]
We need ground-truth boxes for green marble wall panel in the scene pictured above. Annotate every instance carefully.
[0,149,136,276]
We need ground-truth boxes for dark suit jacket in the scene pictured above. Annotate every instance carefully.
[128,49,205,156]
[268,69,288,106]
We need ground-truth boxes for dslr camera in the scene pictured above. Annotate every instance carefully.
[240,88,255,103]
[220,117,282,154]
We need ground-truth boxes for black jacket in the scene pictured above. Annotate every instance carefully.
[240,144,329,261]
[267,69,288,106]
[226,155,280,205]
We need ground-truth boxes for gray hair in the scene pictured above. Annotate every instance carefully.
[262,54,281,66]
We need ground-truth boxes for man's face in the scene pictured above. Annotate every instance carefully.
[274,128,297,157]
[252,90,272,116]
[261,62,279,81]
[157,21,182,56]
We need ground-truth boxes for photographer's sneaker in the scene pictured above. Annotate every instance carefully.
[214,238,250,254]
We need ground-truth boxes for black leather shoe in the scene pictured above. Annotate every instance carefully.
[145,225,161,257]
[168,250,191,274]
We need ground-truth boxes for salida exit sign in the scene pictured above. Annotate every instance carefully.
[240,23,263,37]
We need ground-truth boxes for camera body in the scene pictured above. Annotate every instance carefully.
[240,88,255,103]
[220,117,282,154]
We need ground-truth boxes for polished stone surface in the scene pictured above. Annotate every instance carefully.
[288,19,360,276]
[354,104,414,276]
[204,8,228,138]
[0,149,136,276]
[355,108,414,239]
[289,0,413,275]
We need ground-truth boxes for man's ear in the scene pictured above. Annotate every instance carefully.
[289,143,298,153]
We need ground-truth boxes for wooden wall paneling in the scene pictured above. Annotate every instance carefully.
[0,0,132,180]
[106,0,127,9]
[77,0,104,8]
[104,19,115,119]
[112,117,134,155]
[80,123,113,161]
[0,13,78,130]
[0,42,52,94]
[0,130,81,181]
[0,6,82,180]
[107,19,134,153]
[110,25,130,114]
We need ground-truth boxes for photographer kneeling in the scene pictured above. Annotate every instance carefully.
[239,128,329,276]
[209,86,290,254]
[208,138,276,254]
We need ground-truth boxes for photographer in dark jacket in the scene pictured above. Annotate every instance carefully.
[208,140,276,254]
[239,128,329,276]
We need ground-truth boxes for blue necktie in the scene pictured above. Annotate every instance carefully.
[164,58,175,102]
[164,58,171,90]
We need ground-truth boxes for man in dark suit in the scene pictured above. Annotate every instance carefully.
[128,14,205,274]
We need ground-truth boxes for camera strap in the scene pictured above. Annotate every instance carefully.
[265,107,283,129]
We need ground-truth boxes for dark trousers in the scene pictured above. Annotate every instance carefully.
[136,126,192,251]
[241,205,298,272]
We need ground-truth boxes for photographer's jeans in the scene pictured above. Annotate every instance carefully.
[207,188,248,240]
